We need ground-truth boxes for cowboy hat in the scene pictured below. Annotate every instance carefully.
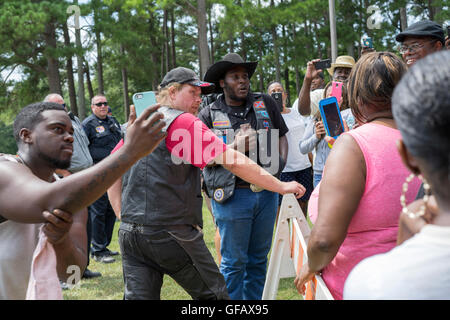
[204,53,258,93]
[327,55,356,75]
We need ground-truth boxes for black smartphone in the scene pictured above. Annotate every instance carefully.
[313,59,331,71]
[271,92,283,112]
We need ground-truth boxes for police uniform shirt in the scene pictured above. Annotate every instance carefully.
[82,114,122,163]
[198,92,288,187]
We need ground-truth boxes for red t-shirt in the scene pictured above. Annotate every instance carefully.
[111,113,227,169]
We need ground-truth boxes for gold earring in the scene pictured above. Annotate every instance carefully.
[400,173,431,219]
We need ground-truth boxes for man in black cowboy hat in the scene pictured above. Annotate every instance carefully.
[198,53,291,300]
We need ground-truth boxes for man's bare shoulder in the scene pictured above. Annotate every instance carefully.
[0,154,27,173]
[0,153,17,163]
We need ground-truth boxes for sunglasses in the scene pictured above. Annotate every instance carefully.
[94,102,108,107]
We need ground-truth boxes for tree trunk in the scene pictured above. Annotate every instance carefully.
[148,10,160,90]
[163,9,170,73]
[400,7,408,31]
[272,27,281,82]
[292,23,301,94]
[62,23,78,116]
[208,5,214,64]
[121,45,130,120]
[197,0,210,78]
[44,22,62,94]
[75,24,86,120]
[84,59,94,102]
[170,9,176,69]
[95,29,104,94]
[282,25,290,107]
[258,42,264,92]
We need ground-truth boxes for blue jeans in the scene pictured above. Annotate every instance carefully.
[212,188,278,300]
[313,173,323,188]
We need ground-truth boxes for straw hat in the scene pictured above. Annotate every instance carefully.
[327,55,356,75]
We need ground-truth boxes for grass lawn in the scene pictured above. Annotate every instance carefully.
[63,199,302,300]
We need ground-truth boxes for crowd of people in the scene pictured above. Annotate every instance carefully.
[0,19,448,300]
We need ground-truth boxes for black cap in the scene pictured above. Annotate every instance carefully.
[396,20,444,43]
[160,67,215,94]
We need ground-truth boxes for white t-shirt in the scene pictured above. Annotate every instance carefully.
[291,88,324,118]
[281,107,312,173]
[343,224,450,300]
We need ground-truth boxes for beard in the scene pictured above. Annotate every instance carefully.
[36,141,71,170]
[223,82,248,103]
[39,151,71,169]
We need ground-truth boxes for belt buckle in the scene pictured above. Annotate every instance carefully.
[250,184,264,192]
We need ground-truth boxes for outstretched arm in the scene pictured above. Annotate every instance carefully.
[0,105,166,224]
[213,147,306,198]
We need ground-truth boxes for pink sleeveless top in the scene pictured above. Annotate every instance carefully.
[307,122,421,300]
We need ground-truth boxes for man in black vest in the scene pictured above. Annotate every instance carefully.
[198,53,289,300]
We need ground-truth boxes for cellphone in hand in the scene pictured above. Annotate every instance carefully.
[313,59,331,71]
[318,96,345,140]
[361,36,374,49]
[331,81,343,103]
[132,91,157,118]
[270,92,283,112]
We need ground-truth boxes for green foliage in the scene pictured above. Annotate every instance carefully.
[0,0,448,133]
[0,121,17,155]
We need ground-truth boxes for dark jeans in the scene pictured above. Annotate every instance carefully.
[119,223,229,300]
[90,192,116,256]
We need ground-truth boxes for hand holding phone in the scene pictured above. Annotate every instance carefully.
[313,59,331,71]
[318,96,345,140]
[331,81,343,103]
[132,91,157,118]
[270,92,283,112]
[315,120,326,139]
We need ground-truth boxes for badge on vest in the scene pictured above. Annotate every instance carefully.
[95,126,105,133]
[213,188,225,202]
[254,101,266,109]
[213,120,231,128]
[256,110,269,119]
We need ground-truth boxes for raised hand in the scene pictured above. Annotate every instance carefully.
[124,104,167,160]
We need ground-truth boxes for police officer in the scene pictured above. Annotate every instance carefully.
[198,53,290,300]
[82,95,122,263]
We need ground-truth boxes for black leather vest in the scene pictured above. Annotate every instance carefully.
[202,94,278,204]
[120,106,203,227]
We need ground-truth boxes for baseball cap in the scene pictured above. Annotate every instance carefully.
[396,20,444,44]
[159,67,215,94]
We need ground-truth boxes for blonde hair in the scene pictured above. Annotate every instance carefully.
[156,82,184,106]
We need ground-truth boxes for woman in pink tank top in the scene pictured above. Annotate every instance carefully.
[294,52,421,300]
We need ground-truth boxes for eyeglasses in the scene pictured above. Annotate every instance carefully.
[398,41,433,54]
[94,102,108,107]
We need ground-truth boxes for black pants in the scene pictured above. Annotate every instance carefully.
[119,223,229,300]
[90,192,116,256]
